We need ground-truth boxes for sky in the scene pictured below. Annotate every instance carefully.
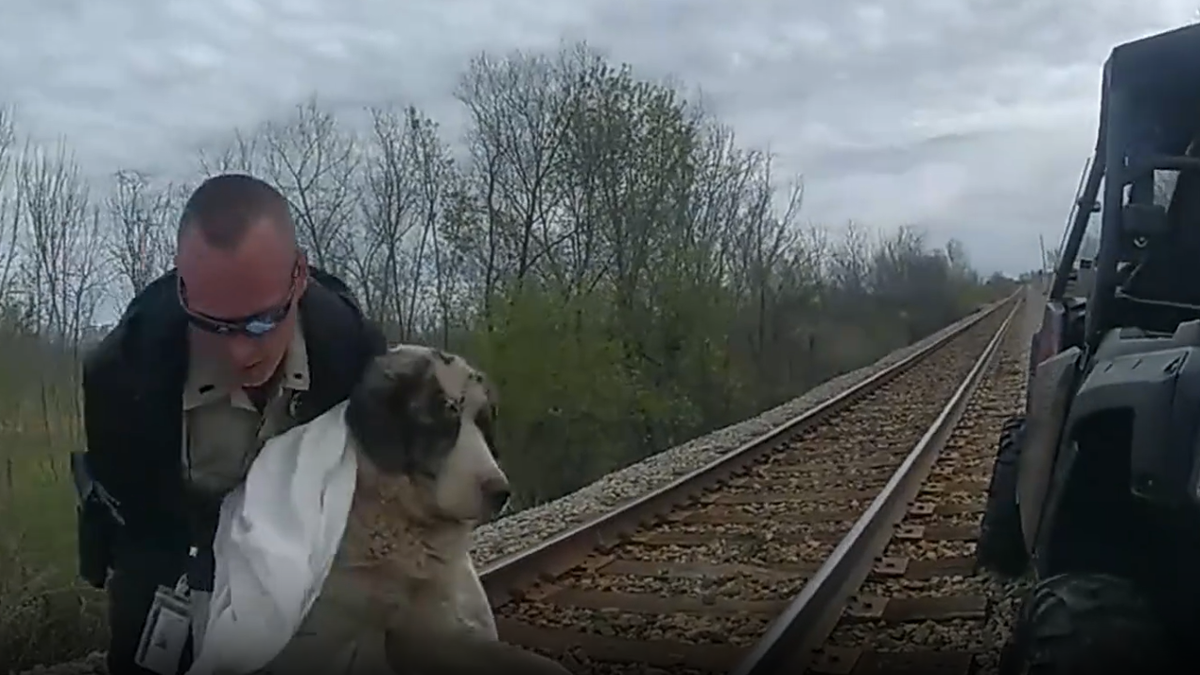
[1,0,1198,279]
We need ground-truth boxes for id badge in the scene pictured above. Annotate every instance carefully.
[135,583,192,675]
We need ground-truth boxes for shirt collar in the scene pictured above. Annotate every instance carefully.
[183,322,310,411]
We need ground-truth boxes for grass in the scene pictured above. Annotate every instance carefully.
[1,424,109,674]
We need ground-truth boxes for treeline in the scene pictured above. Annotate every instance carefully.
[0,42,1013,507]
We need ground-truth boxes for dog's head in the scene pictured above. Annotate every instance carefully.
[344,344,510,526]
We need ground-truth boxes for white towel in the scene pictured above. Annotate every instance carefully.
[186,401,358,675]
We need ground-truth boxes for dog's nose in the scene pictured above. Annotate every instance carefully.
[482,477,511,515]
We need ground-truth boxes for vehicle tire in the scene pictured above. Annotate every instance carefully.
[999,573,1170,675]
[977,415,1028,577]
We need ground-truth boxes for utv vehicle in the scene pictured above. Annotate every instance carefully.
[976,23,1200,674]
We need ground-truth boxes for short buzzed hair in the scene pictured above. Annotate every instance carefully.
[177,173,296,250]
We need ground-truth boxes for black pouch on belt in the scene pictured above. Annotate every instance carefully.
[71,451,124,589]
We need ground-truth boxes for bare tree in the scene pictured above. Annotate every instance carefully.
[732,163,803,363]
[197,128,261,175]
[356,105,421,337]
[256,98,361,273]
[351,104,460,342]
[455,46,583,301]
[17,139,97,340]
[0,107,20,312]
[827,220,873,298]
[14,138,105,440]
[198,99,361,274]
[106,169,177,299]
[405,109,456,342]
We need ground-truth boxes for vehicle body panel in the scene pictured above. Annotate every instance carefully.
[1018,346,1081,553]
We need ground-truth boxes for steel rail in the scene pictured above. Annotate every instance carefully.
[728,293,1022,675]
[479,290,1022,609]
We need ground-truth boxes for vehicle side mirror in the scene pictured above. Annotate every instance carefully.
[1123,203,1169,237]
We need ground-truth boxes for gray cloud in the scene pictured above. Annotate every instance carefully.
[1,0,1197,275]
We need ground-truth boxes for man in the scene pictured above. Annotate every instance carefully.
[78,174,387,675]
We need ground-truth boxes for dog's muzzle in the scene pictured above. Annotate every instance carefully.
[482,477,511,518]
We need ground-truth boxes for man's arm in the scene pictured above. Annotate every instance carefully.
[80,337,156,539]
[82,334,192,675]
[75,354,120,589]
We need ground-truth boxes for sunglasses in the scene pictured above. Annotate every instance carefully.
[178,260,301,338]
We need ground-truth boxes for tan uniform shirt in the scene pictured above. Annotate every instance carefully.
[181,326,311,497]
[182,326,385,674]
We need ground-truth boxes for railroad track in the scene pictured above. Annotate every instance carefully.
[479,292,1025,675]
[735,293,1032,675]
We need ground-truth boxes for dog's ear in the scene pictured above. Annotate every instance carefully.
[346,349,447,475]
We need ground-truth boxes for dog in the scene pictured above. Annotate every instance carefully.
[265,344,572,675]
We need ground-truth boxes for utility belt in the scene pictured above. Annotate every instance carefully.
[71,451,124,589]
[72,452,221,675]
[73,452,219,581]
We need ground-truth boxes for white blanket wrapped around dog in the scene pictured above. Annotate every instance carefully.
[186,401,358,675]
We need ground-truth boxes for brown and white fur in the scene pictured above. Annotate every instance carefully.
[269,344,571,675]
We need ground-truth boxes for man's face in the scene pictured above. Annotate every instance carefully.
[176,219,308,388]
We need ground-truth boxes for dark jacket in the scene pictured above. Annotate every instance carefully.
[81,267,385,675]
[80,267,387,574]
